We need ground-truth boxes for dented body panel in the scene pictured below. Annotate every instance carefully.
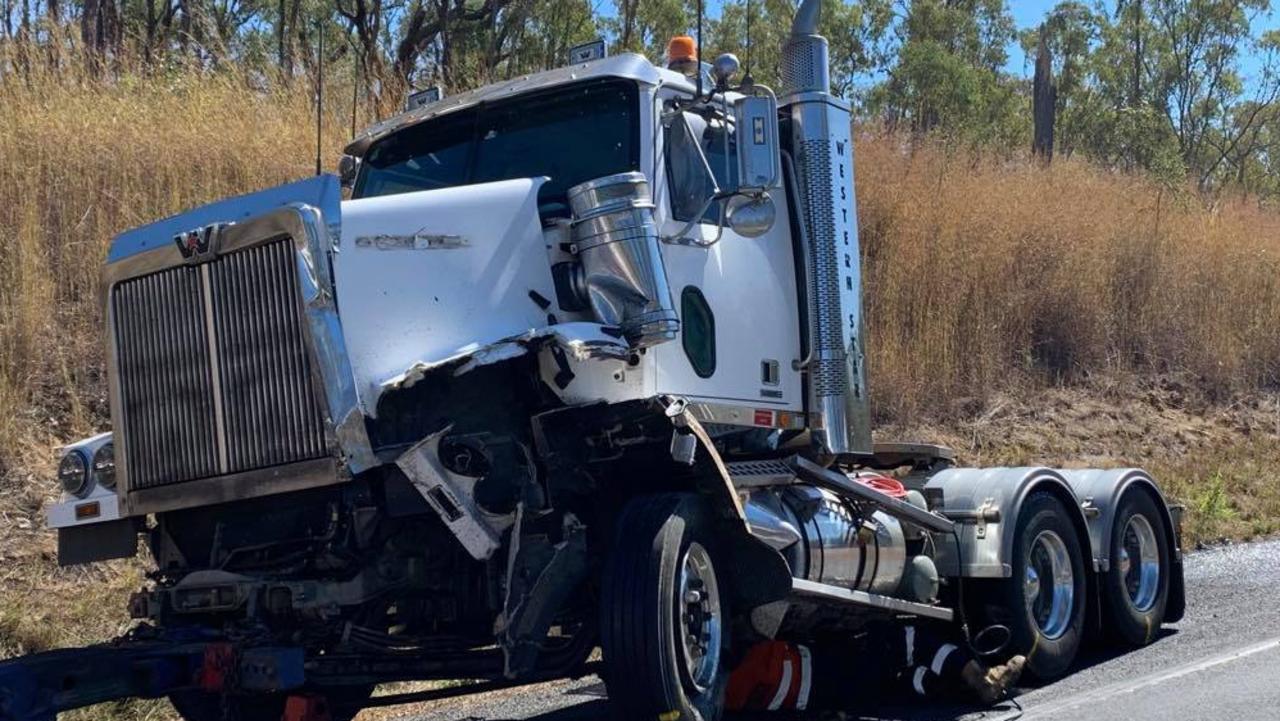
[336,178,559,414]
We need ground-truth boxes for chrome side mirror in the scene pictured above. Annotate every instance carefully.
[727,194,776,237]
[338,155,360,189]
[733,94,781,193]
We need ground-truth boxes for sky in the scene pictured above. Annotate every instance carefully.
[1005,1,1279,84]
[671,1,1280,86]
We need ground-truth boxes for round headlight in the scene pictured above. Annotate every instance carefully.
[58,451,90,497]
[92,443,116,490]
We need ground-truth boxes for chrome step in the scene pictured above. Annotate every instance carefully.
[726,459,796,488]
[790,578,954,621]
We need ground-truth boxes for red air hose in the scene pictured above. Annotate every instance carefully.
[853,472,908,499]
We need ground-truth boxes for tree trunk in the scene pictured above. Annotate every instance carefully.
[144,0,156,64]
[277,0,285,70]
[437,0,452,88]
[285,0,299,75]
[1032,26,1056,161]
[619,0,636,52]
[1130,0,1141,108]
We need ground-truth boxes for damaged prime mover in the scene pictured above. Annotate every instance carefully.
[3,2,1185,720]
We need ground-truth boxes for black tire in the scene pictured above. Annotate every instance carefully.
[170,685,373,721]
[987,492,1088,681]
[601,493,730,721]
[1102,490,1171,646]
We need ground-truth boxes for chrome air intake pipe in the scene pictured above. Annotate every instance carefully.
[567,172,680,348]
[781,0,872,456]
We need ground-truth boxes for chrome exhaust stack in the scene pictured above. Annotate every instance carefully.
[781,0,872,456]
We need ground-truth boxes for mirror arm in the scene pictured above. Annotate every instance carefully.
[691,126,721,197]
[721,92,733,197]
[662,106,729,248]
[665,190,734,247]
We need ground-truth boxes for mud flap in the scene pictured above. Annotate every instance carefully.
[719,528,795,612]
[1165,555,1186,623]
[57,518,138,567]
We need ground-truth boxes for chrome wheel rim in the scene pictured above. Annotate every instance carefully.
[1120,514,1161,612]
[677,542,722,692]
[1024,530,1075,640]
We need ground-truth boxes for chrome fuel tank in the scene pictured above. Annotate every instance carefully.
[747,486,906,596]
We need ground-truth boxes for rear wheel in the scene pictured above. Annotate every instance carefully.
[984,492,1087,681]
[1102,490,1171,646]
[601,493,730,721]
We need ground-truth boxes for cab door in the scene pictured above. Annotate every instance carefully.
[648,96,803,417]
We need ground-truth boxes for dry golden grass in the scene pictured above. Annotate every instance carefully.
[859,133,1280,423]
[2,42,1280,719]
[0,46,349,713]
[0,46,350,460]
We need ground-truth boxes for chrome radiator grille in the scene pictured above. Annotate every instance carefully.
[113,267,221,488]
[112,239,328,490]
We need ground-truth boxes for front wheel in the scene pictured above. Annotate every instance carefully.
[600,494,730,721]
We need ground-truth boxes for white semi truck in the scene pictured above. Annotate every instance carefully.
[3,2,1184,719]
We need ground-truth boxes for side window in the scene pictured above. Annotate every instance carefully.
[681,286,716,378]
[665,111,738,224]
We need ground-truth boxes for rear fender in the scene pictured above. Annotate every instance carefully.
[923,467,1094,580]
[1058,468,1185,622]
[1056,469,1183,570]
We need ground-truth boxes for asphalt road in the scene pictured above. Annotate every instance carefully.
[396,539,1280,721]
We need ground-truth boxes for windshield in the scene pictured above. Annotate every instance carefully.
[354,79,640,216]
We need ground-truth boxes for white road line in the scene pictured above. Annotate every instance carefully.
[1011,636,1280,721]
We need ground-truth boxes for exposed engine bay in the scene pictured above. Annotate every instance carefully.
[132,412,954,681]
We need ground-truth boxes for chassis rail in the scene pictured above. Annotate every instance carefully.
[0,631,305,721]
[0,628,590,721]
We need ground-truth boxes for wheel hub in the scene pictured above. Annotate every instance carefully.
[1121,514,1160,612]
[1025,565,1041,600]
[677,542,722,692]
[1024,530,1074,640]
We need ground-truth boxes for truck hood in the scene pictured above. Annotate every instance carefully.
[336,177,565,414]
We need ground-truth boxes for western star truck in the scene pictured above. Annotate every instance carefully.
[1,2,1185,719]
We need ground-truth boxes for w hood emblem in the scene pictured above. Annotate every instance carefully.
[173,222,229,261]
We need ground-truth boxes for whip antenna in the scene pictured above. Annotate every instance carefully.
[315,17,324,176]
[696,0,703,99]
[745,0,752,79]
